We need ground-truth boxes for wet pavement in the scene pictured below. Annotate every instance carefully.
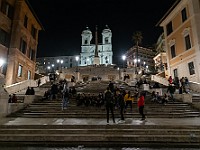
[1,117,200,126]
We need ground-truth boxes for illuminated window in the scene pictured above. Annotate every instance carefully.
[17,65,23,77]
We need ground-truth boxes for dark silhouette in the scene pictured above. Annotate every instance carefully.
[25,86,32,95]
[104,87,115,124]
[37,79,41,87]
[30,87,35,95]
[12,94,17,103]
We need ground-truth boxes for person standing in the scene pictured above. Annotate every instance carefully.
[168,76,173,84]
[124,91,134,112]
[116,90,125,123]
[104,87,115,125]
[37,79,41,87]
[30,87,35,95]
[25,86,31,95]
[167,84,175,102]
[12,94,17,103]
[62,81,69,110]
[138,92,146,120]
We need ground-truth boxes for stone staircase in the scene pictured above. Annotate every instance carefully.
[1,81,200,147]
[0,125,199,147]
[192,94,200,103]
[9,97,200,118]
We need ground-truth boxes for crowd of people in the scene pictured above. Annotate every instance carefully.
[74,80,146,124]
[151,75,190,105]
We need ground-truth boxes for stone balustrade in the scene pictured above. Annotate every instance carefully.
[5,76,49,94]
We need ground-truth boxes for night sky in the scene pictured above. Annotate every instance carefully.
[28,0,176,64]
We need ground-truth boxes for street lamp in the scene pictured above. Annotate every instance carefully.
[51,64,55,73]
[117,67,121,80]
[122,55,126,68]
[47,66,51,73]
[57,59,63,73]
[75,56,79,72]
[134,58,140,74]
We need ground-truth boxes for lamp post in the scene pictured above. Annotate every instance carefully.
[75,56,79,72]
[122,55,126,69]
[57,59,63,73]
[47,66,51,74]
[51,64,54,73]
[60,60,63,73]
[117,67,121,80]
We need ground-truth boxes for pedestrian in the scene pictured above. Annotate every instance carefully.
[116,90,125,123]
[104,87,115,125]
[25,86,31,95]
[137,92,146,120]
[108,81,114,93]
[37,79,41,87]
[8,95,12,103]
[167,84,175,102]
[12,94,17,103]
[30,87,35,95]
[124,91,134,112]
[62,88,69,110]
[62,81,69,110]
[168,76,173,84]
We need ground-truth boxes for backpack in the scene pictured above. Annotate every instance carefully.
[105,90,113,104]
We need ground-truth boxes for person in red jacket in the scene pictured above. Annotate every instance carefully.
[137,92,146,120]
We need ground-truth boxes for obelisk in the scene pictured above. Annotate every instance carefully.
[93,25,100,65]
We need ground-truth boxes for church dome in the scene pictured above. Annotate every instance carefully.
[102,25,111,33]
[82,26,92,34]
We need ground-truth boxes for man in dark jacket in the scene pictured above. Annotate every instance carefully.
[116,90,125,123]
[167,84,175,102]
[104,87,115,124]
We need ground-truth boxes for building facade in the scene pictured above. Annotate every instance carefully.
[153,33,168,77]
[126,46,156,72]
[0,0,43,86]
[36,55,80,74]
[159,0,200,83]
[80,26,113,66]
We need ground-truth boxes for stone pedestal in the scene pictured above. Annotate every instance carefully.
[0,76,9,117]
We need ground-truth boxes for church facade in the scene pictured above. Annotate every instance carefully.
[80,26,113,66]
